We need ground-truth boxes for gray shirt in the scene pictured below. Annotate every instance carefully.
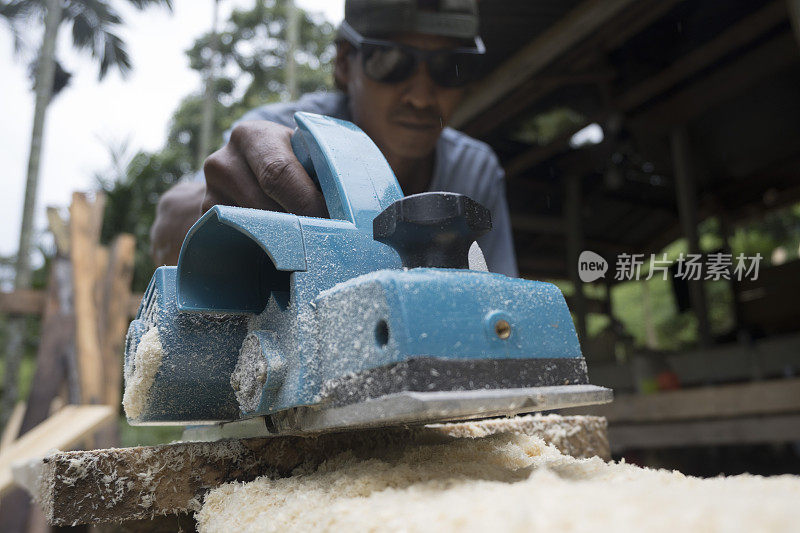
[216,91,518,277]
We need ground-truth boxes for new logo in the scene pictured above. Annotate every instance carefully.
[578,251,608,282]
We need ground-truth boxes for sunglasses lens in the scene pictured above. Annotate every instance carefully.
[362,43,416,83]
[428,51,481,87]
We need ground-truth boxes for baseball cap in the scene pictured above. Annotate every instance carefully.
[343,0,480,40]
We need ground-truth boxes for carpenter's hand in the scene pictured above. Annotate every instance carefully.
[150,181,205,266]
[202,120,328,217]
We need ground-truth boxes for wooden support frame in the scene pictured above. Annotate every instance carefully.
[503,1,790,180]
[0,290,46,315]
[0,405,115,497]
[0,191,137,531]
[562,378,800,452]
[788,0,800,47]
[631,32,799,133]
[70,192,107,405]
[670,126,712,347]
[564,378,800,423]
[565,174,588,342]
[0,290,143,319]
[450,0,643,129]
[610,415,800,451]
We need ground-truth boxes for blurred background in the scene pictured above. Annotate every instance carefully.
[1,0,799,476]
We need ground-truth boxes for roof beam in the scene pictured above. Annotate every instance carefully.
[631,32,799,132]
[616,1,789,112]
[450,0,644,129]
[505,2,789,179]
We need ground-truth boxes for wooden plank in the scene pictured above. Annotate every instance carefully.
[98,235,136,407]
[0,403,26,452]
[70,192,106,405]
[0,234,78,533]
[129,293,144,318]
[0,289,46,315]
[563,378,800,422]
[0,290,142,319]
[0,405,115,497]
[46,206,70,255]
[789,0,800,48]
[16,258,75,436]
[610,414,800,451]
[23,415,607,526]
[584,333,800,391]
[450,0,642,128]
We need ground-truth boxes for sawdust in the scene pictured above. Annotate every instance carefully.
[122,327,164,421]
[196,432,800,533]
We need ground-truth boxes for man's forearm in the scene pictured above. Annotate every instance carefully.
[149,181,205,266]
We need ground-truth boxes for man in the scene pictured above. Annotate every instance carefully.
[150,0,518,277]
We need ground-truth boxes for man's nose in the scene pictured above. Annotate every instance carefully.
[401,61,437,109]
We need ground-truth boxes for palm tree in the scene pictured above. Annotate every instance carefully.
[0,0,173,427]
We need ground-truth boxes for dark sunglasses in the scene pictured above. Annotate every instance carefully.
[339,21,485,88]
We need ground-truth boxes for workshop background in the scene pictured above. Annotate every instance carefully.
[1,0,800,489]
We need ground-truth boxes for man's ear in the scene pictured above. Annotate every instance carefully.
[333,41,353,91]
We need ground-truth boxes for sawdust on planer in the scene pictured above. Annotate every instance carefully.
[122,327,164,420]
[196,431,800,533]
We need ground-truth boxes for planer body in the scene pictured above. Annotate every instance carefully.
[124,112,611,438]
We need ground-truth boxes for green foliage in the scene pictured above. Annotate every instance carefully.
[99,148,188,289]
[186,0,335,109]
[608,207,799,352]
[98,0,336,291]
[119,416,182,447]
[511,107,585,146]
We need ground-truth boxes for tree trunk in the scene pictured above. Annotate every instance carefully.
[2,0,63,430]
[15,0,63,291]
[197,0,221,170]
[286,0,299,100]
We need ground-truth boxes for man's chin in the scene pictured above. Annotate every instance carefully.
[386,126,441,158]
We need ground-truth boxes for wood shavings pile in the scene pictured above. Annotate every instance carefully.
[197,432,800,533]
[123,327,163,420]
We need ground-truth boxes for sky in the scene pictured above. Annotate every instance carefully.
[0,0,344,259]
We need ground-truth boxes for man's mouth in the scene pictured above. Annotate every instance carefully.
[393,119,441,130]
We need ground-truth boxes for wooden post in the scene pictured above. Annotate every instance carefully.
[789,0,800,48]
[670,126,713,347]
[0,211,80,533]
[565,173,588,343]
[69,193,107,404]
[718,213,744,334]
[641,281,659,349]
[97,235,136,408]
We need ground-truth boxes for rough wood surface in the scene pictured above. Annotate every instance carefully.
[28,415,607,526]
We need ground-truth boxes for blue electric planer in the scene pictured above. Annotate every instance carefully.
[124,112,611,439]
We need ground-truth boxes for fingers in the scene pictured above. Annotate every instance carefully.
[203,143,282,213]
[229,121,328,218]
